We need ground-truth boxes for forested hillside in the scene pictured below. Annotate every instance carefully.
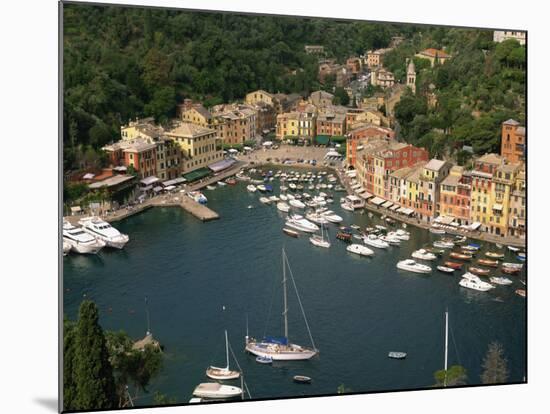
[63,4,404,170]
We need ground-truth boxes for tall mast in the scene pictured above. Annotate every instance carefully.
[282,248,288,339]
[225,330,229,370]
[444,309,449,387]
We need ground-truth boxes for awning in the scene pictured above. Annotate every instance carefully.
[390,204,400,211]
[70,206,81,213]
[397,207,414,215]
[163,177,186,187]
[228,149,238,153]
[492,204,503,211]
[470,222,482,230]
[183,167,211,182]
[164,185,176,191]
[325,151,339,158]
[360,191,373,199]
[351,183,362,190]
[315,135,330,145]
[435,215,455,225]
[354,187,365,194]
[208,158,235,173]
[140,176,159,186]
[113,166,127,172]
[370,197,385,206]
[153,186,163,193]
[382,201,394,209]
[140,185,153,192]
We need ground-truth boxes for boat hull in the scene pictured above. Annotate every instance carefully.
[205,368,240,380]
[245,342,317,361]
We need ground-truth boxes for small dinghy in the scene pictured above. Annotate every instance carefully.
[469,267,491,276]
[437,266,455,274]
[293,375,312,384]
[388,352,407,359]
[485,252,504,259]
[508,246,520,252]
[449,252,472,261]
[490,276,513,286]
[283,228,300,238]
[256,356,273,364]
[477,259,499,268]
[444,261,463,270]
[515,289,526,298]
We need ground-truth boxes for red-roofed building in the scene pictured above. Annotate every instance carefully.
[345,125,395,167]
[415,48,452,67]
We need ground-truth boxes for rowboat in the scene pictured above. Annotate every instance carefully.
[283,228,300,238]
[477,259,499,268]
[293,375,312,384]
[515,289,526,298]
[256,356,273,364]
[508,246,520,252]
[444,261,463,270]
[449,252,472,261]
[462,245,479,252]
[437,266,455,274]
[469,267,491,276]
[429,227,445,235]
[485,252,504,259]
[502,266,521,275]
[388,352,407,359]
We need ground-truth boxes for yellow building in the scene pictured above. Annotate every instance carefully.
[245,90,274,106]
[508,167,525,238]
[276,112,300,139]
[181,105,213,128]
[487,163,520,237]
[164,122,223,173]
[120,117,158,140]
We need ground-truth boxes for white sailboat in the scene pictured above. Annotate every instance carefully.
[192,383,243,399]
[206,330,240,380]
[309,224,331,248]
[245,249,318,361]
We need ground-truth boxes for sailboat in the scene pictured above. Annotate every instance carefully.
[245,248,318,361]
[206,330,240,380]
[309,224,330,248]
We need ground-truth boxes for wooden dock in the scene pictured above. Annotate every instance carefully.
[151,195,219,221]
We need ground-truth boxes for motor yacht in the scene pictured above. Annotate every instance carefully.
[396,259,431,274]
[363,234,389,249]
[346,244,374,257]
[459,273,494,291]
[289,199,306,209]
[277,202,290,213]
[411,249,437,261]
[285,215,319,233]
[63,220,105,254]
[78,217,129,249]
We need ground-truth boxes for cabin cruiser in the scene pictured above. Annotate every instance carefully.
[321,210,343,223]
[433,240,454,249]
[78,217,129,249]
[489,276,513,286]
[289,199,306,209]
[246,184,257,192]
[63,220,105,254]
[279,194,288,201]
[363,234,389,249]
[380,234,401,246]
[268,196,280,202]
[192,383,242,399]
[391,229,410,241]
[257,184,267,192]
[411,249,437,261]
[459,273,494,291]
[259,197,271,204]
[285,215,319,233]
[396,259,431,274]
[277,202,290,213]
[305,212,329,225]
[346,243,374,257]
[341,195,365,211]
[188,191,207,204]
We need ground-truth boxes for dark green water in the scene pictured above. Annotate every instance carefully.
[63,173,526,405]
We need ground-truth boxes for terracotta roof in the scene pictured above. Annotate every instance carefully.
[167,122,214,138]
[503,118,520,126]
[424,159,447,171]
[418,48,451,58]
[477,153,503,165]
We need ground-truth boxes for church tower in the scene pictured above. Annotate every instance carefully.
[406,59,416,94]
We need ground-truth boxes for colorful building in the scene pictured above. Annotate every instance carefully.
[370,68,395,89]
[210,104,257,146]
[416,159,452,222]
[487,163,521,237]
[103,138,158,179]
[508,168,526,238]
[316,112,346,137]
[500,119,526,164]
[439,166,472,225]
[345,125,394,168]
[415,48,452,67]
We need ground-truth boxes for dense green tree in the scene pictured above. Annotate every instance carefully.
[63,318,77,410]
[73,300,118,410]
[333,87,350,106]
[481,342,509,384]
[434,365,468,387]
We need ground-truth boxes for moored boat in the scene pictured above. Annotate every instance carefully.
[429,227,446,235]
[246,184,257,192]
[388,352,407,359]
[485,252,504,259]
[449,252,472,261]
[468,267,491,276]
[396,259,431,274]
[363,234,389,249]
[477,259,499,268]
[283,228,300,238]
[508,246,520,252]
[63,240,71,256]
[255,356,273,364]
[293,375,312,384]
[346,243,374,257]
[444,261,463,270]
[433,240,454,249]
[285,215,319,233]
[192,383,242,399]
[437,265,455,274]
[277,202,290,213]
[412,249,437,261]
[490,276,513,286]
[336,232,352,242]
[459,273,494,291]
[78,217,129,249]
[63,220,106,254]
[289,199,306,209]
[206,330,240,380]
[515,289,526,298]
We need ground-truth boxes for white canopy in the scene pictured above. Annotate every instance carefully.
[243,146,252,151]
[369,197,385,206]
[228,148,238,153]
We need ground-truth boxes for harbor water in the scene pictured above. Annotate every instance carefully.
[63,172,526,405]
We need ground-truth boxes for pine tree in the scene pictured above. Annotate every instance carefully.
[481,342,509,384]
[73,300,117,410]
[63,318,77,410]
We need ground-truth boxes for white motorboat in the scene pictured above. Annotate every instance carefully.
[269,196,280,202]
[392,229,410,241]
[412,249,437,261]
[279,194,288,201]
[285,215,319,233]
[380,234,401,246]
[188,191,208,204]
[63,220,105,254]
[437,265,455,273]
[246,184,257,192]
[321,211,343,223]
[489,276,513,286]
[206,330,240,380]
[429,227,446,235]
[206,185,217,190]
[289,183,297,190]
[287,194,295,200]
[305,212,329,225]
[217,181,227,186]
[78,217,129,249]
[309,224,330,248]
[312,196,327,206]
[259,197,271,204]
[346,243,374,257]
[245,249,318,360]
[193,383,243,399]
[257,184,267,192]
[63,240,71,256]
[396,259,431,274]
[507,246,520,252]
[343,195,365,210]
[459,273,494,291]
[341,202,354,212]
[363,234,389,249]
[277,202,290,213]
[289,199,306,209]
[433,240,454,249]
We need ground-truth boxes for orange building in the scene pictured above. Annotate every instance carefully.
[345,125,394,167]
[500,119,526,164]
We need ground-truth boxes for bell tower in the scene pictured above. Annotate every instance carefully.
[406,59,416,94]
